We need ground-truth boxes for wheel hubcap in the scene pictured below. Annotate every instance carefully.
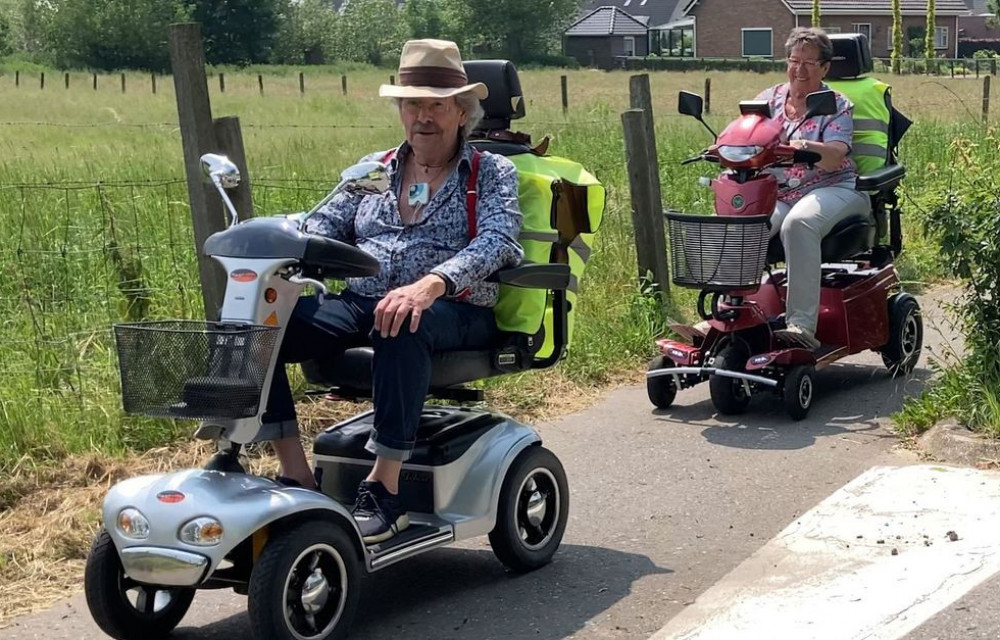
[901,311,919,359]
[282,544,347,640]
[799,375,813,408]
[516,469,560,551]
[119,575,178,617]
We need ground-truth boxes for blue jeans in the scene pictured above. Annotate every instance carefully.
[260,290,500,460]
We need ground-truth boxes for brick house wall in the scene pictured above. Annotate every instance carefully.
[820,16,961,58]
[690,0,796,58]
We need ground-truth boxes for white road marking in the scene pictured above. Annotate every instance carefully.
[651,464,1000,640]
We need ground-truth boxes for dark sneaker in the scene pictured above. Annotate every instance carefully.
[352,481,409,544]
[204,449,245,473]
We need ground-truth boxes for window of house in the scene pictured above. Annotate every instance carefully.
[851,23,872,42]
[935,26,948,49]
[742,28,773,57]
[623,36,636,57]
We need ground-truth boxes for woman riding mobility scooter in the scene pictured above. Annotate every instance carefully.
[646,33,922,420]
[84,61,604,640]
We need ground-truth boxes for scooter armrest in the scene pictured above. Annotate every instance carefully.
[855,164,906,192]
[487,262,571,289]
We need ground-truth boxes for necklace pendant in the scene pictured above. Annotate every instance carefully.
[408,182,430,206]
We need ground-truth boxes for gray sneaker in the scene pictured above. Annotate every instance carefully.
[352,481,410,544]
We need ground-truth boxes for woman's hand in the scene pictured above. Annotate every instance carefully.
[791,139,849,172]
[374,274,448,338]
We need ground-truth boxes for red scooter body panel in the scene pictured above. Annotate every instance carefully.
[714,173,778,217]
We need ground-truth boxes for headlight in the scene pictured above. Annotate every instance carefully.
[117,508,150,540]
[180,517,225,546]
[717,145,764,162]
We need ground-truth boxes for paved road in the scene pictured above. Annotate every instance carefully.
[9,288,992,640]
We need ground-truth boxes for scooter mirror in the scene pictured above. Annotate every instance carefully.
[200,153,241,189]
[678,91,704,118]
[804,90,838,118]
[340,161,390,195]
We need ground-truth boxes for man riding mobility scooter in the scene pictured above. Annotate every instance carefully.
[84,61,605,640]
[647,33,922,420]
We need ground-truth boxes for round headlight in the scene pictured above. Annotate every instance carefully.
[180,517,224,546]
[117,508,150,540]
[717,145,764,163]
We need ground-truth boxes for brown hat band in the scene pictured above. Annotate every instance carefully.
[399,66,469,89]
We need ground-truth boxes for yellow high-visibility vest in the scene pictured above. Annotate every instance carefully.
[826,77,892,176]
[493,153,606,359]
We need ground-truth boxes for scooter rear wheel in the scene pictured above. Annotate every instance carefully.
[881,294,923,376]
[489,446,569,573]
[84,528,195,640]
[647,355,678,409]
[709,346,752,415]
[248,520,361,640]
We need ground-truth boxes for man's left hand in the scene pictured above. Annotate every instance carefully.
[374,275,448,338]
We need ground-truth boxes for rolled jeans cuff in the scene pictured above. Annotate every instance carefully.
[253,418,300,443]
[364,434,413,462]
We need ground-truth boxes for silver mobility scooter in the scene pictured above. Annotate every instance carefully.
[85,61,587,640]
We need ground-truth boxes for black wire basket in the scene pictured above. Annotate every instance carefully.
[666,212,771,291]
[114,320,280,420]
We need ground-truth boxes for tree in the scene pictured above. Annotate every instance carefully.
[445,0,584,62]
[925,0,936,70]
[812,0,821,28]
[332,0,405,65]
[189,0,283,66]
[402,0,448,40]
[0,10,12,56]
[272,0,339,64]
[891,0,903,74]
[989,0,1000,27]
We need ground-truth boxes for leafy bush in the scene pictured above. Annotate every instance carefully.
[899,129,1000,435]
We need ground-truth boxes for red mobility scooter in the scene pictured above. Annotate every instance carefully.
[646,34,922,420]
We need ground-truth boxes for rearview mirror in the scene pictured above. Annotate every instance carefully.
[200,153,241,189]
[804,90,838,118]
[341,161,390,195]
[678,91,704,118]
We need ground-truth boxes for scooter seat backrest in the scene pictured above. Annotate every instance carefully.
[464,60,526,132]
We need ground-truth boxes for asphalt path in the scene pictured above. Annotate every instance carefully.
[6,288,980,640]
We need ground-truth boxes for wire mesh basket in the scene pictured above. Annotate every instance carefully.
[667,212,771,291]
[114,320,280,420]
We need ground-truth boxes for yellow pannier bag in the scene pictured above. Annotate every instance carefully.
[493,153,606,359]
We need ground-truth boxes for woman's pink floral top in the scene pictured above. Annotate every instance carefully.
[755,82,857,204]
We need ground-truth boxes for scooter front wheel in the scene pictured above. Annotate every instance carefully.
[782,364,815,421]
[709,346,752,415]
[489,446,569,573]
[647,355,678,409]
[84,528,195,640]
[248,520,361,640]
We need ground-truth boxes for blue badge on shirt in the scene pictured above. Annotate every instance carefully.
[408,182,430,207]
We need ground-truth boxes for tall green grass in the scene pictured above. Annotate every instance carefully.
[0,66,986,470]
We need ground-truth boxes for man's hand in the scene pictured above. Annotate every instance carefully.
[374,274,448,338]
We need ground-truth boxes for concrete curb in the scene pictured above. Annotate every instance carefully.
[917,419,1000,468]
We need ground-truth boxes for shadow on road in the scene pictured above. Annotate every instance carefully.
[170,544,668,640]
[653,361,933,451]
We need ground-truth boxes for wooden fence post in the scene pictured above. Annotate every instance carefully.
[14,70,18,87]
[984,76,992,125]
[219,73,225,93]
[93,73,97,90]
[561,75,568,114]
[213,117,254,222]
[389,75,395,85]
[622,108,671,304]
[258,74,264,95]
[299,72,305,94]
[342,74,347,95]
[121,73,126,93]
[704,77,712,114]
[64,72,69,89]
[169,22,227,320]
[40,72,44,90]
[151,73,157,94]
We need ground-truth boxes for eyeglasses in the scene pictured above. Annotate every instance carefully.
[786,57,827,69]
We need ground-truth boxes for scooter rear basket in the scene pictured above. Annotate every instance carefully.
[667,212,770,291]
[114,320,280,420]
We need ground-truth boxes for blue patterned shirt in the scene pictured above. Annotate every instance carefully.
[303,141,523,307]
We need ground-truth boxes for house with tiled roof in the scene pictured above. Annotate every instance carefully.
[564,6,652,68]
[685,0,968,58]
[958,0,998,42]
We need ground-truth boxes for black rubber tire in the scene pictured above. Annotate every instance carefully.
[646,355,678,409]
[84,529,196,640]
[709,346,752,415]
[489,446,569,573]
[782,364,815,421]
[880,294,923,376]
[248,520,361,640]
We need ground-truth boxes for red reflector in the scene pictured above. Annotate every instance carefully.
[157,491,185,504]
[264,288,277,303]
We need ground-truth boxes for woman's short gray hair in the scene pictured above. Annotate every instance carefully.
[785,27,834,62]
[391,91,485,140]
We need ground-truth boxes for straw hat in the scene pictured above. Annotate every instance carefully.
[379,39,488,100]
